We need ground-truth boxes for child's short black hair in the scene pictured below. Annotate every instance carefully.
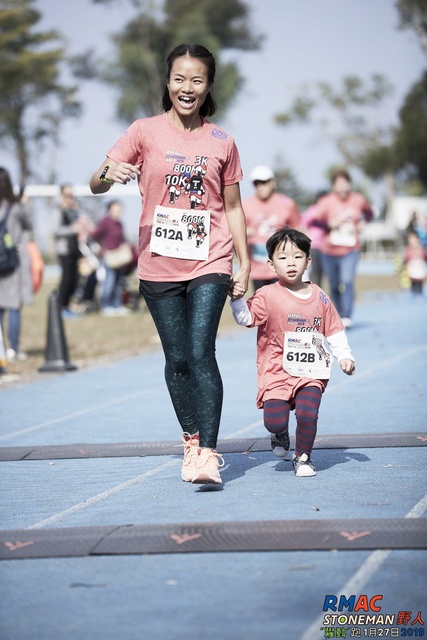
[266,227,311,260]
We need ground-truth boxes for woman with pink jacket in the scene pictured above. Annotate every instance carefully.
[312,171,373,328]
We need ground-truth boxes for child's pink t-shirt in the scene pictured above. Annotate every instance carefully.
[247,282,343,408]
[107,113,243,281]
[243,193,300,280]
[404,244,427,281]
[315,191,372,257]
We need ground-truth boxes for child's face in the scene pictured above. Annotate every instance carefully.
[408,233,421,248]
[268,240,311,287]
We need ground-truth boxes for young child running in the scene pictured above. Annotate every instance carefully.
[229,227,355,477]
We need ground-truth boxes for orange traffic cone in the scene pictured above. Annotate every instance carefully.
[38,290,77,373]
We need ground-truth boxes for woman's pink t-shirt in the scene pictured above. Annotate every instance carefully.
[404,244,427,281]
[315,191,372,257]
[247,282,343,408]
[107,113,243,281]
[243,193,300,280]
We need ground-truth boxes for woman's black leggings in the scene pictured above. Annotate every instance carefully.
[143,283,229,449]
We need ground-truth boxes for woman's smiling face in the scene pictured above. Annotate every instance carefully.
[167,55,211,120]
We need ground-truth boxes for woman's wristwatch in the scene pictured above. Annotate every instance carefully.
[100,166,113,184]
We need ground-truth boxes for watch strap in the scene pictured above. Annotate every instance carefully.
[99,166,113,184]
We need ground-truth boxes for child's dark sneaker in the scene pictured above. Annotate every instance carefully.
[292,453,317,477]
[271,431,290,459]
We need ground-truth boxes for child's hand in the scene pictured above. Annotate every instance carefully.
[340,358,355,376]
[229,279,247,300]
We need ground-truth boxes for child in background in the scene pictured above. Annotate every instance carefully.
[229,227,355,477]
[403,231,427,298]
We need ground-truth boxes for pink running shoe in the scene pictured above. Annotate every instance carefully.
[180,432,200,482]
[192,447,225,485]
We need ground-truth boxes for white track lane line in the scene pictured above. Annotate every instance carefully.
[224,343,427,439]
[7,343,427,531]
[299,492,427,640]
[0,384,165,442]
[26,459,180,530]
[1,361,252,443]
[223,420,263,439]
[25,422,251,530]
[2,343,424,442]
[327,342,427,392]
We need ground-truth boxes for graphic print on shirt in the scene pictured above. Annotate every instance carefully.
[330,207,357,247]
[252,214,280,263]
[286,313,321,332]
[283,312,332,379]
[283,331,332,379]
[311,334,332,366]
[150,154,211,260]
[165,156,208,210]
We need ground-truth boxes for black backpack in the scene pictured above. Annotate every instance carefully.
[0,205,20,274]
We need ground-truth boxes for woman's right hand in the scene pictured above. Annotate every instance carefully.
[108,162,140,185]
[90,158,140,194]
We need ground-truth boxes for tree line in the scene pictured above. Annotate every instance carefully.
[0,0,426,206]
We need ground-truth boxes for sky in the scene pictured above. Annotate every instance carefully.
[3,0,426,203]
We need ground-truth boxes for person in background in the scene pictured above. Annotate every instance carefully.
[0,167,33,362]
[230,227,355,477]
[89,43,250,486]
[312,170,373,329]
[91,199,130,316]
[403,230,427,299]
[406,211,427,249]
[55,184,93,318]
[243,165,300,291]
[300,190,328,287]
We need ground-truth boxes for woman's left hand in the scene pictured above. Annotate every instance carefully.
[229,267,250,299]
[222,183,251,299]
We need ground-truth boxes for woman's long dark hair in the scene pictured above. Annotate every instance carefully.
[0,167,18,203]
[161,43,217,118]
